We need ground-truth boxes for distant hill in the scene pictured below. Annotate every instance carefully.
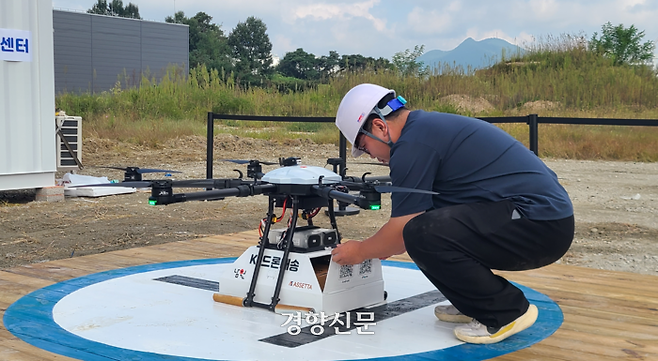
[417,38,525,71]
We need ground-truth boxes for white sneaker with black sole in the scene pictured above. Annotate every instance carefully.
[453,304,538,344]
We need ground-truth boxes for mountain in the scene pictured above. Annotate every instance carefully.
[417,38,525,71]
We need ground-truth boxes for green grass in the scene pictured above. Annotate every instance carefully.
[55,39,658,161]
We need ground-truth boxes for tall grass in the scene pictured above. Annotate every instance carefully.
[55,35,658,161]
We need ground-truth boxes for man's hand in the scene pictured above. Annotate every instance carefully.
[331,240,365,265]
[330,212,422,266]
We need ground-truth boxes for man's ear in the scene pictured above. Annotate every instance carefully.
[372,118,387,133]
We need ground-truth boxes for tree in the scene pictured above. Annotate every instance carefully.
[227,17,273,86]
[277,48,318,80]
[339,54,392,73]
[87,0,141,19]
[316,51,341,79]
[165,11,232,74]
[392,45,429,77]
[589,22,655,65]
[276,49,341,81]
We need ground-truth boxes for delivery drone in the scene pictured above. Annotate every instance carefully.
[88,157,435,315]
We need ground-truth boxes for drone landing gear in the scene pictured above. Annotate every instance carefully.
[243,194,338,312]
[214,193,385,315]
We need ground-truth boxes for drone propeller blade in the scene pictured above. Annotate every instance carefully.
[137,168,182,174]
[374,186,439,195]
[74,181,149,188]
[353,161,389,167]
[221,159,249,165]
[339,180,379,190]
[93,166,181,174]
[221,159,278,166]
[95,166,129,171]
[74,180,208,189]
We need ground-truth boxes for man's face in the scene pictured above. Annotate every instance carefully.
[356,122,390,164]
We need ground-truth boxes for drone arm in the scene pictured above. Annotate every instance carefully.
[184,184,276,201]
[151,184,277,205]
[311,185,370,209]
[342,175,392,184]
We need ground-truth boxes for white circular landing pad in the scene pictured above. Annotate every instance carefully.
[5,259,562,360]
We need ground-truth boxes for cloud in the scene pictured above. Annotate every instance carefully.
[619,0,646,9]
[406,7,453,34]
[50,0,657,60]
[289,0,386,31]
[528,0,560,17]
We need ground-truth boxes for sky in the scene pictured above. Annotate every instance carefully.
[51,0,658,62]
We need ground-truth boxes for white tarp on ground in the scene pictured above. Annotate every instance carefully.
[59,173,135,197]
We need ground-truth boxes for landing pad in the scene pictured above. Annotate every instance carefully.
[4,259,562,361]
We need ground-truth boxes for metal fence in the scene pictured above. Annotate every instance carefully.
[206,112,658,179]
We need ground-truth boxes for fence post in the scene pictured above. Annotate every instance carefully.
[206,112,214,180]
[339,133,347,176]
[527,114,539,156]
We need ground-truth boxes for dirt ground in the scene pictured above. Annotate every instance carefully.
[1,134,657,276]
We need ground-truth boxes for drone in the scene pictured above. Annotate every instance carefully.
[84,157,436,315]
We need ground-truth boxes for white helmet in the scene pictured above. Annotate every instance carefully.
[335,83,395,157]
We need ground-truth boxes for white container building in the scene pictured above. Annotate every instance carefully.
[0,0,56,191]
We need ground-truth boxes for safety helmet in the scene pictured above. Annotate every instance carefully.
[335,84,395,157]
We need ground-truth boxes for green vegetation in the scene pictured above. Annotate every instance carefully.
[165,11,232,74]
[56,33,658,161]
[87,0,141,19]
[590,22,656,66]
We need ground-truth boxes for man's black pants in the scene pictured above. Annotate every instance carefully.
[402,200,574,328]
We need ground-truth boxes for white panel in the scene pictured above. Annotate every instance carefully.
[0,0,56,191]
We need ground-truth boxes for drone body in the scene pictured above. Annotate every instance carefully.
[262,165,342,185]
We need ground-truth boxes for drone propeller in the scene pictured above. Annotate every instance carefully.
[75,178,254,190]
[76,179,195,189]
[99,166,182,174]
[338,179,437,194]
[94,166,182,182]
[373,185,438,194]
[221,159,278,166]
[352,161,389,167]
[221,159,283,180]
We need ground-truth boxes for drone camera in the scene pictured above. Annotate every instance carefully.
[268,226,337,251]
[322,229,338,246]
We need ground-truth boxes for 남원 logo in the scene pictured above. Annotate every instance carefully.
[234,268,246,279]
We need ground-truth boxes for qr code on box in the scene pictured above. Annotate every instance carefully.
[339,264,353,279]
[359,259,372,275]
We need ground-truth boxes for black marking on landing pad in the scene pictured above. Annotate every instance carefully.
[154,275,219,292]
[260,290,446,348]
[153,275,446,348]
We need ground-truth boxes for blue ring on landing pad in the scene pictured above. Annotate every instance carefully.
[4,259,563,361]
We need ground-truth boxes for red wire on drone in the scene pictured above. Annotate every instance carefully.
[258,197,290,237]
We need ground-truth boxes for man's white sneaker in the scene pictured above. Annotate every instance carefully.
[434,304,473,323]
[453,304,538,344]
